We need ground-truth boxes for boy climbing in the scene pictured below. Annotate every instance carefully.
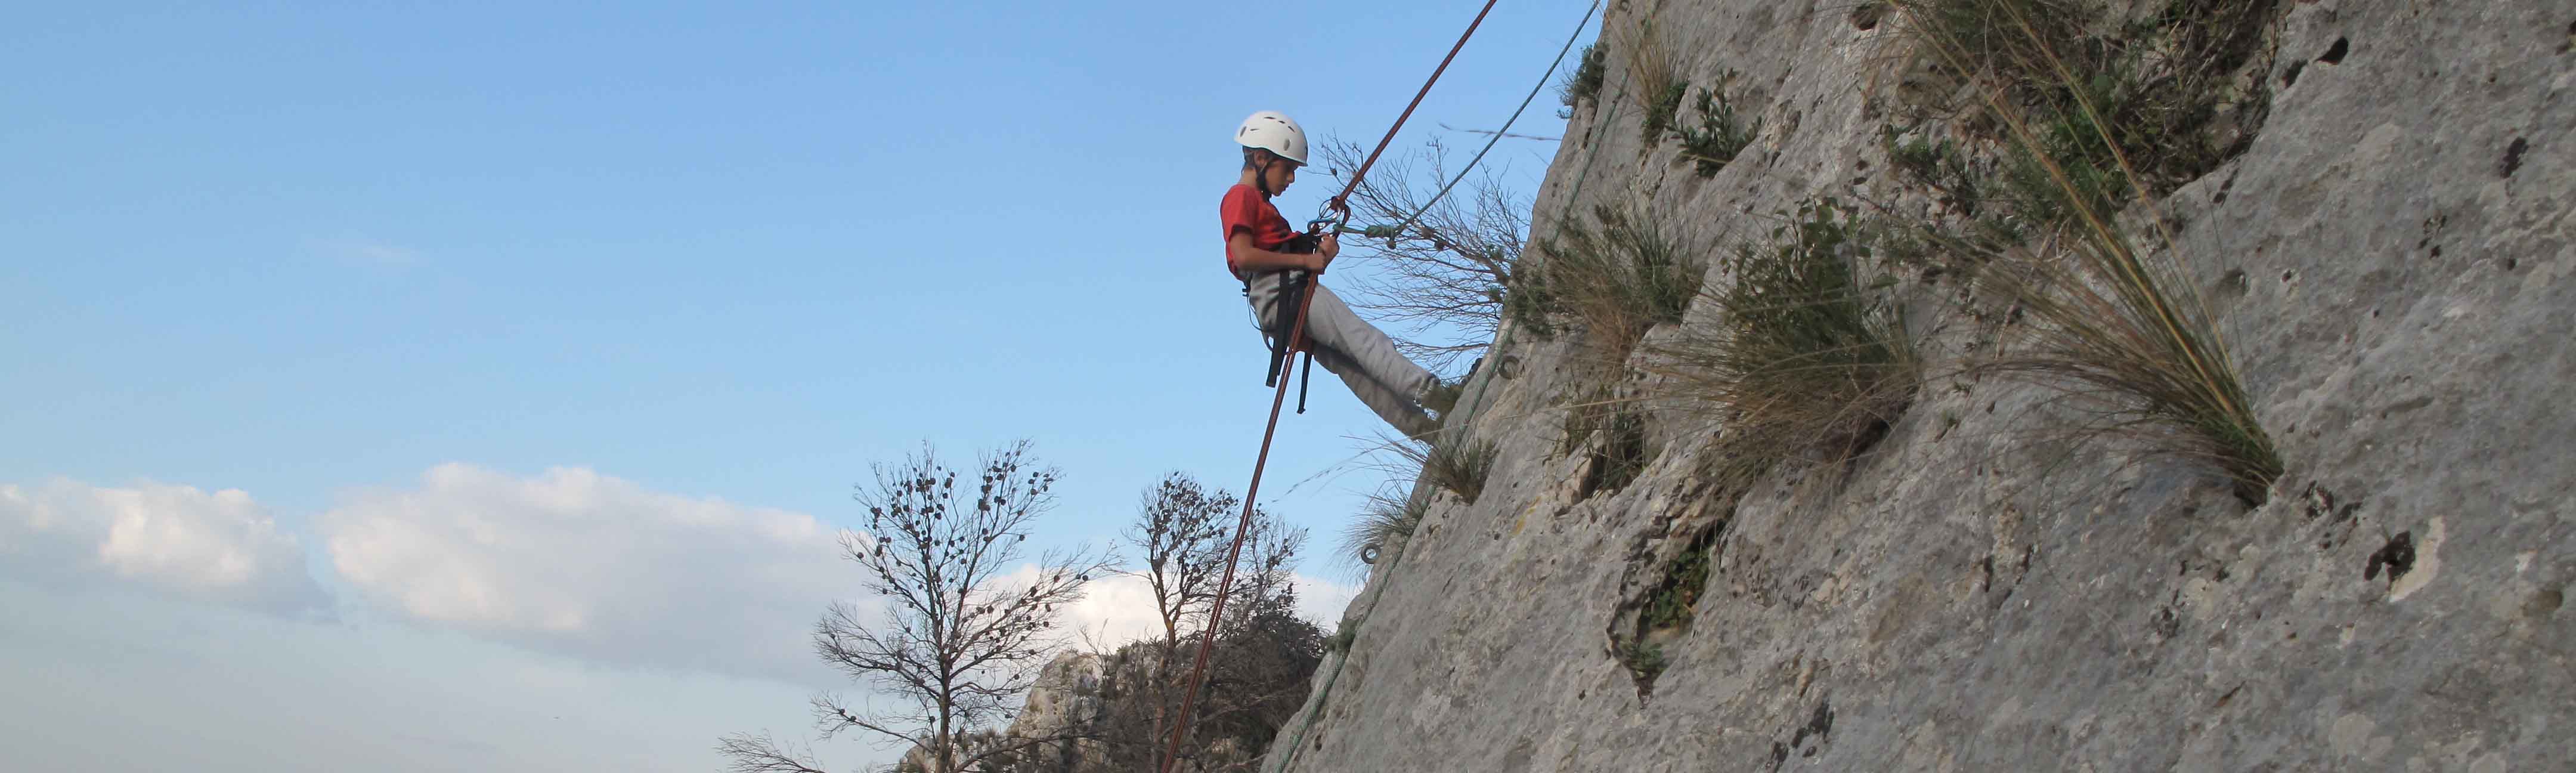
[1221,110,1454,438]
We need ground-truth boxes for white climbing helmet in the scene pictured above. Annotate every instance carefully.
[1234,110,1309,166]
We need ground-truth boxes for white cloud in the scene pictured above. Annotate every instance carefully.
[317,463,856,681]
[1054,571,1165,648]
[0,478,327,614]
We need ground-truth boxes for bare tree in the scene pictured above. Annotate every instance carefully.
[1095,474,1311,772]
[718,734,829,773]
[1124,474,1234,655]
[1115,473,1233,762]
[720,441,1110,773]
[1189,511,1317,773]
[1317,137,1537,371]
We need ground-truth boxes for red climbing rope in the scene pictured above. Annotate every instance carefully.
[1157,2,1502,772]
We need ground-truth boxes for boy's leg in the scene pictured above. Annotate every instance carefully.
[1246,274,1440,435]
[1263,277,1437,397]
[1303,342,1441,437]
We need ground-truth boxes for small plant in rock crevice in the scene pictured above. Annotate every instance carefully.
[1609,525,1723,697]
[1502,256,1563,339]
[1557,384,1657,501]
[1637,531,1716,633]
[1639,79,1691,145]
[1882,125,1987,217]
[1676,74,1761,177]
[1558,42,1609,109]
[1995,66,2134,230]
[1581,410,1653,499]
[1617,640,1668,684]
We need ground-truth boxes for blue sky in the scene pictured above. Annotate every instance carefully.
[2,2,1588,770]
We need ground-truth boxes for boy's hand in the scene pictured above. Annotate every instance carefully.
[1312,233,1340,271]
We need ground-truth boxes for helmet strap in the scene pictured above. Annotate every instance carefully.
[1252,153,1277,198]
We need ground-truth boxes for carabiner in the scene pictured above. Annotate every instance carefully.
[1308,199,1352,237]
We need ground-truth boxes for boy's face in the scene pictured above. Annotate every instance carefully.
[1264,156,1299,193]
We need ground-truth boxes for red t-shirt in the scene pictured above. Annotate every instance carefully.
[1219,184,1299,277]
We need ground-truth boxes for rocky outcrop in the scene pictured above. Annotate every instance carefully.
[958,611,1322,772]
[1267,1,2573,771]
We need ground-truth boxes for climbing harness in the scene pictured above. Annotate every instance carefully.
[1246,264,1318,415]
[1156,3,1504,773]
[1238,227,1322,415]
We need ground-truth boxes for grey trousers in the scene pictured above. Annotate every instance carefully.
[1246,271,1438,437]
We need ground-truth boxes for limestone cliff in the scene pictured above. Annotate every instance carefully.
[1266,1,2573,771]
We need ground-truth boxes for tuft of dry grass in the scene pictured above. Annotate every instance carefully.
[1655,197,1921,487]
[1340,493,1427,566]
[1891,0,2284,504]
[1522,203,1707,367]
[1620,17,1688,143]
[1387,434,1498,506]
[1959,224,2281,504]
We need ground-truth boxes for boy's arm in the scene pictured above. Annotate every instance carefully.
[1230,232,1340,273]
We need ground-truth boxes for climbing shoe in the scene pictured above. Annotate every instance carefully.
[1419,376,1465,416]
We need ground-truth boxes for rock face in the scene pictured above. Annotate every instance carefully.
[1008,652,1112,759]
[1264,1,2573,771]
[906,653,1117,773]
